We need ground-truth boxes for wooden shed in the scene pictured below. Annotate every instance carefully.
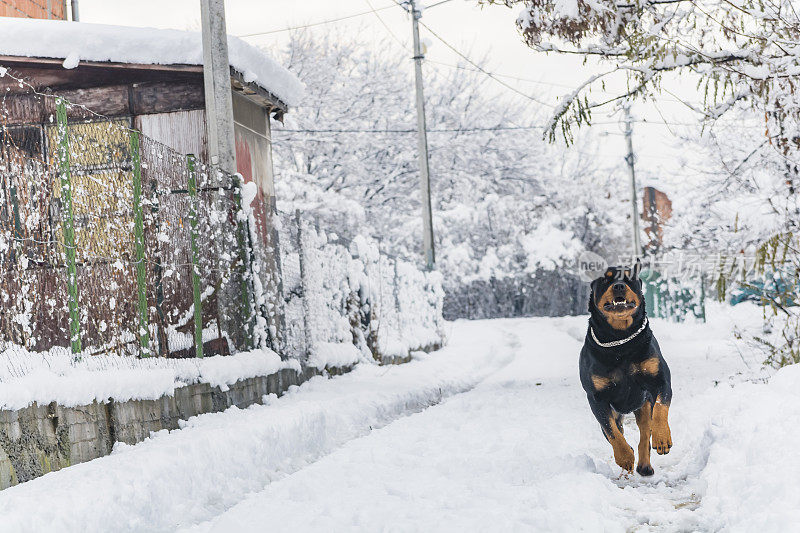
[0,18,303,354]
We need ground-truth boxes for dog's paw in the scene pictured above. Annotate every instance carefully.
[613,444,635,472]
[636,463,654,476]
[652,427,672,455]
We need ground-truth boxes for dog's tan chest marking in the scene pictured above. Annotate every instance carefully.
[591,375,611,390]
[591,370,623,391]
[631,357,659,376]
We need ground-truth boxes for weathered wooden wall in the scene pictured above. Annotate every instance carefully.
[0,81,206,125]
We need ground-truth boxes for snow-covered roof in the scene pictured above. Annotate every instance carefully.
[0,18,304,107]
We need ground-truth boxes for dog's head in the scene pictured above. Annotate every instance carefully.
[589,261,644,331]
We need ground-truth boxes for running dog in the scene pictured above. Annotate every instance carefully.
[579,262,672,476]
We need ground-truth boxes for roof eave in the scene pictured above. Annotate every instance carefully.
[0,55,290,117]
[230,68,289,120]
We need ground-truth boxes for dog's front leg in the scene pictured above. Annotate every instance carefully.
[651,368,673,455]
[651,396,672,455]
[634,401,654,475]
[587,394,634,472]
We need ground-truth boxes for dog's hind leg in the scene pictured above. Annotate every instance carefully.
[634,401,654,476]
[587,394,634,472]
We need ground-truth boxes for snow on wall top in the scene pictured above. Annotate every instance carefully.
[0,18,304,107]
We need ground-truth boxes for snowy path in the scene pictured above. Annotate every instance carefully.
[2,306,799,532]
[182,307,790,533]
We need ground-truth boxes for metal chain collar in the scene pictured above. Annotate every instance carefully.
[590,318,649,348]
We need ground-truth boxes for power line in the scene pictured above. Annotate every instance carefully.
[411,18,555,108]
[426,59,576,89]
[274,125,542,133]
[237,4,396,37]
[273,118,764,135]
[365,0,410,50]
[381,0,554,108]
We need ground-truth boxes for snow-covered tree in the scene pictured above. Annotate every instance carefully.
[270,30,626,313]
[480,0,800,361]
[484,0,800,146]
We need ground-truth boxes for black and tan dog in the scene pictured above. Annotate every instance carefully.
[579,262,672,476]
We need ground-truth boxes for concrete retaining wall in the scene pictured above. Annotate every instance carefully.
[0,366,318,490]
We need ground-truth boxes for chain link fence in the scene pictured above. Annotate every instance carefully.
[0,99,254,362]
[0,89,445,375]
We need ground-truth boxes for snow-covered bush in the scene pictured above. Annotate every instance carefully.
[278,211,445,368]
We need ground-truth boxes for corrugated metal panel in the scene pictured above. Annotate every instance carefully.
[232,92,267,136]
[135,110,207,161]
[234,124,273,196]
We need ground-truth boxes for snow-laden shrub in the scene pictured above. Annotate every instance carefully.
[278,213,445,368]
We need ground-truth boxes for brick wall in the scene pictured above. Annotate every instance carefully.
[0,0,67,20]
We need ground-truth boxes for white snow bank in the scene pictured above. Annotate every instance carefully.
[283,220,446,363]
[0,18,304,106]
[0,319,513,533]
[679,362,800,530]
[0,346,298,410]
[307,342,362,370]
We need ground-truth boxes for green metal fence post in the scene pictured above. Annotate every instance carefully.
[55,98,82,356]
[129,130,150,357]
[187,155,204,358]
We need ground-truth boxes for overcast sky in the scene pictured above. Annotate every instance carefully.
[78,0,703,188]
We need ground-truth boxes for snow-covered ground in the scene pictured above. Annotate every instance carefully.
[0,303,796,532]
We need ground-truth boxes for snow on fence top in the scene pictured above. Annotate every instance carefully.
[0,18,304,107]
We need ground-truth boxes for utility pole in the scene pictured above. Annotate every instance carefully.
[69,0,79,21]
[409,0,436,271]
[623,105,642,258]
[200,0,237,175]
[200,0,245,351]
